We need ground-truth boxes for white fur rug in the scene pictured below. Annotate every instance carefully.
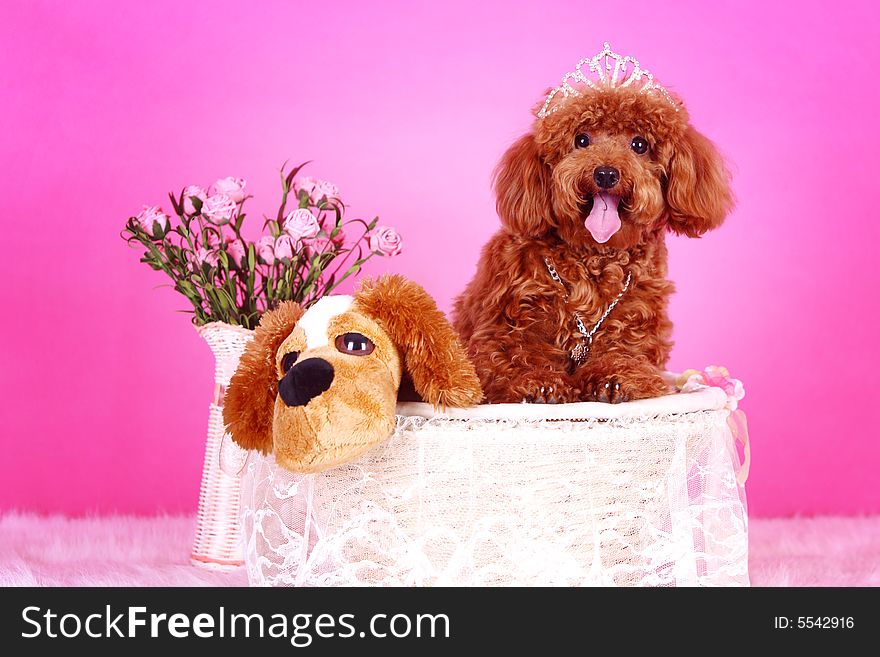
[1,513,877,586]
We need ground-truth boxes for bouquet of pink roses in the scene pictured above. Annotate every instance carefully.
[123,162,401,329]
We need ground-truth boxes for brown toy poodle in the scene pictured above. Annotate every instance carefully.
[454,44,733,404]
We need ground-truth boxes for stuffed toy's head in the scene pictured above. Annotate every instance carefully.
[223,275,483,473]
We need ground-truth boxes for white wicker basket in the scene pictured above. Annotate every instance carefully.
[191,322,253,569]
[240,384,749,586]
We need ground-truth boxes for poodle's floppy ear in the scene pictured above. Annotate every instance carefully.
[223,301,304,453]
[664,125,734,237]
[355,275,483,408]
[494,133,554,237]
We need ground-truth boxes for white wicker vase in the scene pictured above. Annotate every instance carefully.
[240,385,749,586]
[191,322,254,569]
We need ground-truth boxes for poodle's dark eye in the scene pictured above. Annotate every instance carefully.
[281,351,300,373]
[574,133,590,149]
[631,136,649,154]
[335,333,374,356]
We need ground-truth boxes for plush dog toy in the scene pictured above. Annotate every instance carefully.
[223,275,483,473]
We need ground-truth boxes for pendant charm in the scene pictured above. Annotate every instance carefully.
[571,340,590,366]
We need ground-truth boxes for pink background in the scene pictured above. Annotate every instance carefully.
[2,1,878,517]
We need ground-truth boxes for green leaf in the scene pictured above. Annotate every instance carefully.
[218,286,237,310]
[176,279,197,296]
[284,160,310,189]
[168,191,183,216]
[140,256,163,271]
[299,281,316,300]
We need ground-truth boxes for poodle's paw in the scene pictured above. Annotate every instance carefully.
[521,383,580,404]
[581,369,670,404]
[507,374,580,404]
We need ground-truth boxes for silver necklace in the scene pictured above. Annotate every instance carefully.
[544,257,632,365]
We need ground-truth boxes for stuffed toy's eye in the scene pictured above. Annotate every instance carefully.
[281,352,300,373]
[574,133,590,149]
[631,136,649,154]
[335,332,375,356]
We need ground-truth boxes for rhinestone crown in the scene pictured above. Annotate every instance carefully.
[537,42,678,119]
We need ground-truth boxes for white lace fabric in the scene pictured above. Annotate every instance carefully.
[240,388,748,587]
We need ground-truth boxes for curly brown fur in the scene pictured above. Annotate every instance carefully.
[223,301,303,452]
[454,85,733,403]
[355,275,483,408]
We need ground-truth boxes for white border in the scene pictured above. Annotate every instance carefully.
[396,386,729,421]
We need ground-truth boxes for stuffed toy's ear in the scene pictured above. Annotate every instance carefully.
[665,125,734,237]
[355,275,483,408]
[223,301,304,453]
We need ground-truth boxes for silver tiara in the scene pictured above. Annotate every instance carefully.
[537,42,678,119]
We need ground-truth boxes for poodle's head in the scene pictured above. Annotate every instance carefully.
[495,83,733,248]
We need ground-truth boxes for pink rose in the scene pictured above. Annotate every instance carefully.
[296,176,339,202]
[202,193,237,225]
[284,208,321,242]
[135,205,169,237]
[257,235,276,265]
[306,228,345,254]
[369,226,402,256]
[225,238,246,267]
[274,234,295,260]
[194,247,218,268]
[182,185,207,215]
[305,238,331,255]
[209,177,247,203]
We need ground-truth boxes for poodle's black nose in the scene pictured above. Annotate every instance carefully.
[278,358,335,407]
[593,166,620,190]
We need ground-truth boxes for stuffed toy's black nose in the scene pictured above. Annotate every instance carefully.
[278,358,335,407]
[593,166,620,189]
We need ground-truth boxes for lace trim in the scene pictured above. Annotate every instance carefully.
[241,409,748,586]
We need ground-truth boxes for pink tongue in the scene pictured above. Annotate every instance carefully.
[585,192,621,243]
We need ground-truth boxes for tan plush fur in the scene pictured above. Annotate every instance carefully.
[223,275,482,472]
[223,301,303,453]
[454,85,733,404]
[270,312,401,473]
[355,275,483,409]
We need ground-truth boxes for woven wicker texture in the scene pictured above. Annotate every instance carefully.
[240,391,749,586]
[191,322,253,568]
